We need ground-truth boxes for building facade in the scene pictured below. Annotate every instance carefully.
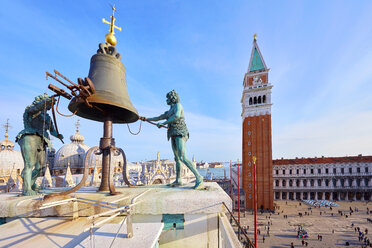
[128,152,194,186]
[241,35,274,210]
[273,156,372,201]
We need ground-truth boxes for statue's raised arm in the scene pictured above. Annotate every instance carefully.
[142,90,204,189]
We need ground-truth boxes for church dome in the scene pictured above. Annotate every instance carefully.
[87,148,124,170]
[53,121,90,173]
[70,132,85,143]
[0,121,24,175]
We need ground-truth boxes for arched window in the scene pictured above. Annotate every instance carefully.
[303,180,307,187]
[310,179,314,187]
[317,179,322,186]
[325,179,329,187]
[365,178,369,186]
[296,180,300,187]
[254,97,257,104]
[333,179,337,187]
[258,96,261,104]
[249,97,252,105]
[276,180,279,187]
[289,180,293,187]
[282,180,286,187]
[348,178,353,186]
[263,95,266,103]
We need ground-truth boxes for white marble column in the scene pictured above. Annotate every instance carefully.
[353,193,357,201]
[300,191,304,200]
[345,193,349,201]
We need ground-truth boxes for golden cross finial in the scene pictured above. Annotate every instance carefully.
[254,33,257,41]
[3,119,11,139]
[75,119,81,133]
[102,5,122,46]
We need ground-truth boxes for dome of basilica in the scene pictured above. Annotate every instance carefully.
[0,132,24,173]
[86,148,124,174]
[53,122,90,175]
[0,120,24,178]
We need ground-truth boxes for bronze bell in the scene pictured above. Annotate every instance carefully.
[68,43,139,123]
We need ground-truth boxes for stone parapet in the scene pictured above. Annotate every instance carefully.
[0,182,231,218]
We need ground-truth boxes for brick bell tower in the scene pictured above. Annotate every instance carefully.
[241,34,274,210]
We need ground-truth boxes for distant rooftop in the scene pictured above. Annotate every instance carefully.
[273,155,372,165]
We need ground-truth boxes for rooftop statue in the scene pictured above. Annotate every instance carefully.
[141,90,204,189]
[16,94,63,195]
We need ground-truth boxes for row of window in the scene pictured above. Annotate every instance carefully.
[248,95,266,105]
[275,178,370,187]
[275,167,369,175]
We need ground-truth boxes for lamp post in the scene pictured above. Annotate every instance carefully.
[253,156,257,248]
[230,160,232,199]
[237,159,240,223]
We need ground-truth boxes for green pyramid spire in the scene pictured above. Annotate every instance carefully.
[250,47,265,72]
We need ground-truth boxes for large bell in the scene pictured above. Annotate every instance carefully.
[68,44,139,123]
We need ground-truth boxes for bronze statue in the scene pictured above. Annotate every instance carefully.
[16,94,63,195]
[141,90,204,189]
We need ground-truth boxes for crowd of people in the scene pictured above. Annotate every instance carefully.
[234,201,371,247]
[354,226,371,247]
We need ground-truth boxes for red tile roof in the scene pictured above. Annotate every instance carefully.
[273,155,372,165]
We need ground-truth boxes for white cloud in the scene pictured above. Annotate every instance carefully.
[274,111,372,159]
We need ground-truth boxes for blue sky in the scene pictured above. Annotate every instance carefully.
[1,1,372,162]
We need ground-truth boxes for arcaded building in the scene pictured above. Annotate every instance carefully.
[241,35,274,210]
[273,156,372,201]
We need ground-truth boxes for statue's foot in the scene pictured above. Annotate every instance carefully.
[23,190,38,196]
[167,180,183,187]
[193,180,205,190]
[32,184,40,191]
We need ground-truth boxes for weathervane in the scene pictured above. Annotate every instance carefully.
[75,119,81,133]
[102,5,122,46]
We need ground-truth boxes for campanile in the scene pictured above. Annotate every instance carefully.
[241,35,274,210]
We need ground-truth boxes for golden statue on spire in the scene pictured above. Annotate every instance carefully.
[254,33,257,41]
[102,6,122,46]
